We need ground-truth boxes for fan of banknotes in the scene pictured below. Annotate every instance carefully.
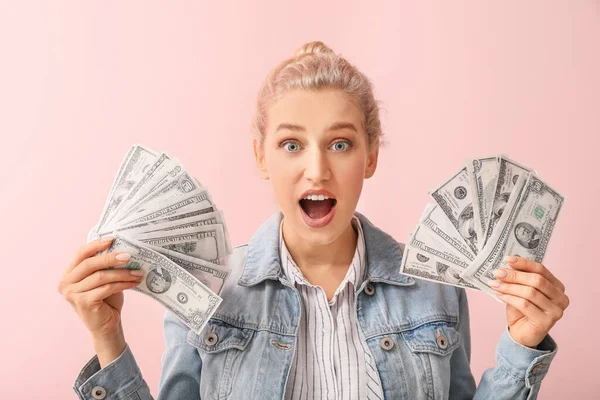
[400,155,565,301]
[86,144,233,334]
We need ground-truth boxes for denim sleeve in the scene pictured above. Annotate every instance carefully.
[449,288,558,400]
[72,344,153,399]
[73,310,202,399]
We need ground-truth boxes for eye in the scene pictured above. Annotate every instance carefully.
[330,140,352,151]
[280,140,302,152]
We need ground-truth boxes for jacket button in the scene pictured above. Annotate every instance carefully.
[204,332,218,346]
[91,386,107,399]
[436,328,448,349]
[380,336,394,350]
[364,283,375,296]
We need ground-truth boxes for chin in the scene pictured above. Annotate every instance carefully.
[298,229,341,247]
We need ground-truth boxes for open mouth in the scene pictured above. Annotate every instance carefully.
[299,198,337,220]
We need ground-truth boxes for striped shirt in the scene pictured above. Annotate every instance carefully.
[280,216,384,400]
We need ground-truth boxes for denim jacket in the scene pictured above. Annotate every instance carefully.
[73,211,557,400]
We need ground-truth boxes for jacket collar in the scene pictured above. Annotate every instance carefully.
[238,211,415,287]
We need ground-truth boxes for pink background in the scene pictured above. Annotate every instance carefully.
[1,1,597,398]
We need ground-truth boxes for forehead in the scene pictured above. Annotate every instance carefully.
[266,88,363,133]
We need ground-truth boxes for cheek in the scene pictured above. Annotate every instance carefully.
[266,161,298,205]
[338,158,367,189]
[267,157,298,184]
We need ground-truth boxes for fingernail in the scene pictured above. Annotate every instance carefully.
[496,292,504,299]
[116,253,131,261]
[505,255,518,263]
[101,236,115,243]
[494,269,508,278]
[130,270,144,276]
[489,279,501,288]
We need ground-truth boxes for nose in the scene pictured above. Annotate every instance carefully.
[304,147,331,183]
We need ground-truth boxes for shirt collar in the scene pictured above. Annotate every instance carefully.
[278,215,367,289]
[238,211,415,287]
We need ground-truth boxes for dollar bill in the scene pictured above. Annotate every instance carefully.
[460,173,564,296]
[466,156,499,250]
[144,242,231,295]
[133,224,228,265]
[134,210,232,254]
[97,206,217,239]
[105,153,175,227]
[418,203,476,262]
[111,170,203,227]
[95,145,159,235]
[87,224,99,243]
[105,234,222,334]
[407,224,471,270]
[400,243,478,289]
[98,190,215,235]
[114,162,185,221]
[482,155,532,248]
[429,166,479,255]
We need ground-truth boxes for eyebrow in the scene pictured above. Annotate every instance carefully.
[274,122,358,134]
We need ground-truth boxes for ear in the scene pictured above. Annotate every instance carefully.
[253,138,270,180]
[364,139,379,179]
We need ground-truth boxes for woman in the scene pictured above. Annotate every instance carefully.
[59,41,569,400]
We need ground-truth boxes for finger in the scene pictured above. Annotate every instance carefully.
[65,251,132,284]
[504,256,565,292]
[493,268,566,305]
[490,281,558,314]
[63,236,115,276]
[71,269,144,293]
[495,292,548,326]
[80,280,142,305]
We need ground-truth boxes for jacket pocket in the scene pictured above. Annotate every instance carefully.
[186,319,256,399]
[402,320,460,355]
[187,318,255,353]
[401,320,461,400]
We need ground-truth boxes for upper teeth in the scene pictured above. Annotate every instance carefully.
[303,194,331,201]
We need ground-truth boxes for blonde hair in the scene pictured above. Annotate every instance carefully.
[251,41,387,151]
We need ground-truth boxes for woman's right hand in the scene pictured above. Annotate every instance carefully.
[58,237,144,360]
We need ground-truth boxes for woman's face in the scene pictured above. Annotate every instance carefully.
[254,87,379,246]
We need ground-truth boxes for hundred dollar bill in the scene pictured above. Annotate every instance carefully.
[97,206,217,239]
[87,224,99,243]
[144,242,231,295]
[400,243,478,289]
[418,203,476,262]
[98,190,215,235]
[147,206,214,224]
[105,234,222,334]
[466,156,499,250]
[106,153,175,227]
[482,155,532,248]
[134,210,232,254]
[461,173,564,296]
[407,224,471,271]
[114,162,185,221]
[111,170,203,227]
[133,224,228,265]
[95,145,158,237]
[429,167,479,255]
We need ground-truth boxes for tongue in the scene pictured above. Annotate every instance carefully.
[301,199,335,219]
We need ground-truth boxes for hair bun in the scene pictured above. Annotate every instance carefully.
[293,41,334,58]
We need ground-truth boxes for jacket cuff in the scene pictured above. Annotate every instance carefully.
[496,327,557,388]
[73,344,143,399]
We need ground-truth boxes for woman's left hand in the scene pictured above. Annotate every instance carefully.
[489,255,569,348]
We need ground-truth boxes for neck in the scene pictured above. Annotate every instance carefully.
[281,216,358,270]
